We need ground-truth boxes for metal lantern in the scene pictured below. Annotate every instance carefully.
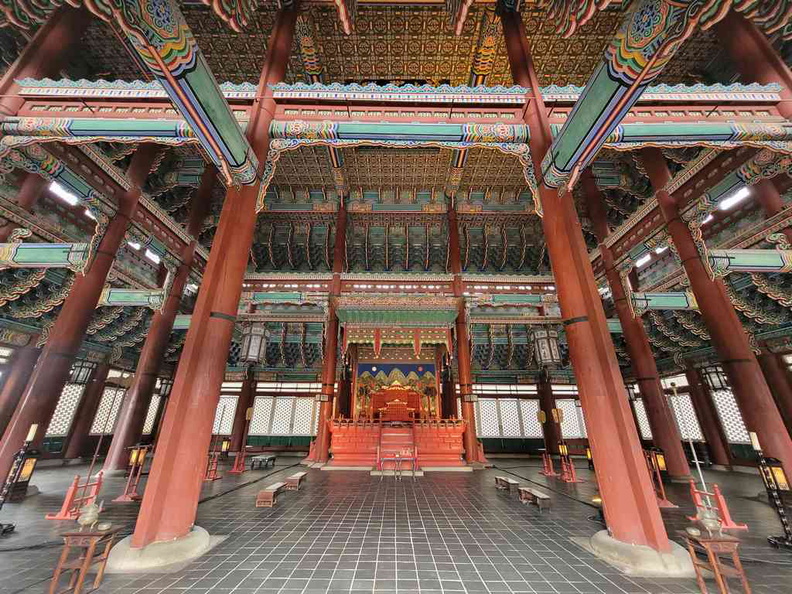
[701,365,728,391]
[761,458,791,493]
[69,360,96,385]
[532,327,562,367]
[128,445,147,468]
[240,324,268,364]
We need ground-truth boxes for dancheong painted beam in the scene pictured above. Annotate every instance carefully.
[538,0,792,191]
[0,0,257,186]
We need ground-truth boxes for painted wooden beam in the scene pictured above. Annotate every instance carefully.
[631,291,698,315]
[0,242,90,271]
[97,287,164,309]
[538,0,788,190]
[710,249,792,275]
[0,0,256,186]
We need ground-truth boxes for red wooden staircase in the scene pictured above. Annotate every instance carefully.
[377,425,418,474]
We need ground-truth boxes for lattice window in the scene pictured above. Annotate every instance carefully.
[313,399,319,435]
[668,393,703,441]
[499,399,521,437]
[633,399,653,439]
[557,399,586,438]
[477,398,500,437]
[45,383,86,437]
[250,397,274,435]
[292,398,315,435]
[212,396,238,435]
[271,397,295,435]
[712,389,750,443]
[141,394,160,435]
[520,400,542,437]
[90,387,126,435]
[456,397,461,419]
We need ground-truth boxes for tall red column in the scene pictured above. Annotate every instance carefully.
[537,371,561,455]
[751,179,792,244]
[0,145,160,480]
[130,8,298,549]
[0,7,90,117]
[502,10,669,551]
[757,348,792,434]
[102,168,217,473]
[714,12,792,119]
[312,203,347,463]
[63,363,111,460]
[583,172,690,479]
[0,174,49,242]
[447,204,485,464]
[313,306,339,463]
[229,367,256,453]
[0,342,40,436]
[0,8,90,241]
[641,147,792,477]
[684,365,731,468]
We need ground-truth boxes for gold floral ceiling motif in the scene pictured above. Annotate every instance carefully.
[267,145,529,199]
[343,148,450,190]
[75,4,726,87]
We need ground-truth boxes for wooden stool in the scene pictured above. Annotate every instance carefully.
[679,531,751,594]
[49,527,121,594]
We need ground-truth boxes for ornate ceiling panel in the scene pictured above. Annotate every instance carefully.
[70,4,728,89]
[343,148,450,191]
[271,145,338,190]
[457,147,529,193]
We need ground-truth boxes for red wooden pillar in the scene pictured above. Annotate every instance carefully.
[0,145,160,480]
[0,7,90,117]
[313,305,339,463]
[229,367,256,453]
[0,342,41,436]
[751,179,792,244]
[455,305,482,464]
[447,203,485,463]
[583,172,690,479]
[436,345,454,419]
[311,201,347,462]
[684,365,732,468]
[502,10,669,551]
[641,147,792,478]
[63,363,111,460]
[0,174,49,242]
[102,168,216,473]
[757,349,792,435]
[714,12,792,119]
[537,371,560,455]
[130,8,298,549]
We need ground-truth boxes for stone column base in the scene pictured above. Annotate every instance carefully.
[573,530,695,577]
[106,526,219,573]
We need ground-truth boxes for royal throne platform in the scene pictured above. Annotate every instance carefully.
[326,386,467,471]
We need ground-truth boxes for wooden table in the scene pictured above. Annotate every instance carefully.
[50,527,122,594]
[679,531,751,594]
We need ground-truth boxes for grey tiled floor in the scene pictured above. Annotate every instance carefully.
[1,459,791,593]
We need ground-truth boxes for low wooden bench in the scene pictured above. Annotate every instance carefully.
[285,471,307,491]
[256,482,286,507]
[518,486,552,512]
[495,476,520,494]
[250,454,276,470]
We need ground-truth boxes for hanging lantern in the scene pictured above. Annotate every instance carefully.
[701,365,728,391]
[532,327,562,367]
[69,360,96,384]
[240,324,267,364]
